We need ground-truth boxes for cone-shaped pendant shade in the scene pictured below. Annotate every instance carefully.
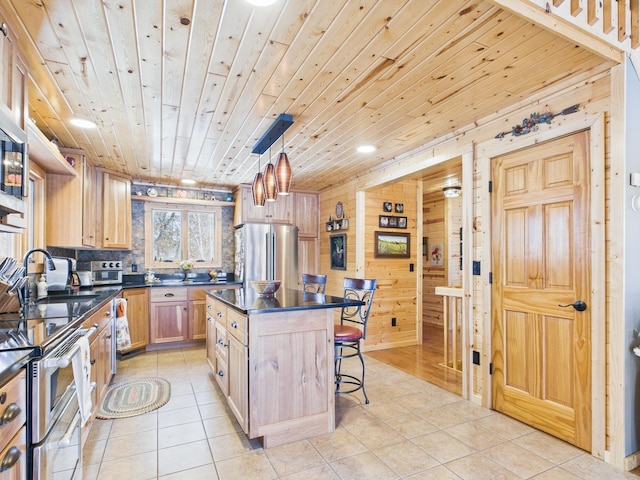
[264,163,277,202]
[275,152,292,194]
[252,172,265,206]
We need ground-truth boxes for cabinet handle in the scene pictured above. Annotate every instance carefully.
[0,446,20,472]
[106,335,112,339]
[231,321,238,329]
[0,24,7,38]
[105,311,111,317]
[90,360,96,365]
[0,403,21,425]
[0,392,6,404]
[164,293,175,298]
[217,338,227,347]
[216,311,222,318]
[217,370,224,377]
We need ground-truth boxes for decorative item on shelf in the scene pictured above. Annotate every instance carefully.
[179,259,194,282]
[208,269,218,283]
[443,186,461,198]
[264,147,277,202]
[326,217,348,232]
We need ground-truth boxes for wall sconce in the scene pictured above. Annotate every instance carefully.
[443,186,461,198]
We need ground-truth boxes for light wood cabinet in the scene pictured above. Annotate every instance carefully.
[234,184,293,225]
[207,297,248,431]
[121,288,149,353]
[0,370,27,480]
[298,237,319,280]
[101,170,132,249]
[0,19,27,132]
[294,192,319,237]
[149,288,188,344]
[188,287,208,340]
[46,148,96,248]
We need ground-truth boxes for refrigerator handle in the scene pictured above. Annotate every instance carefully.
[266,231,275,279]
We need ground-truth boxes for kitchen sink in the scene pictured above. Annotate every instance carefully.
[36,294,101,304]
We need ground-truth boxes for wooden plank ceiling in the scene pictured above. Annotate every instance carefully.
[1,0,614,192]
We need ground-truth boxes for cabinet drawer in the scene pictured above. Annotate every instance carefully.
[226,308,247,345]
[210,300,227,325]
[0,371,26,454]
[0,425,26,480]
[150,288,188,303]
[82,301,114,332]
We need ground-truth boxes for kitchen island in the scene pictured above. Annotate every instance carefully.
[206,287,363,448]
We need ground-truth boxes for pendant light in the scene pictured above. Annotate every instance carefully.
[251,154,265,206]
[264,146,277,202]
[275,135,292,195]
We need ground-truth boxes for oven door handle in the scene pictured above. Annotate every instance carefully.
[56,410,81,449]
[43,326,98,369]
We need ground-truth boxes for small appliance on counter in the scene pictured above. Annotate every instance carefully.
[77,271,93,288]
[45,257,77,291]
[90,260,122,285]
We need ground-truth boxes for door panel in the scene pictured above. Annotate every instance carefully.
[492,131,591,451]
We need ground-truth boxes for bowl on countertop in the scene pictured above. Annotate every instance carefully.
[251,280,281,296]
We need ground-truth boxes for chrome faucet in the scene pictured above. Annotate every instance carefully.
[21,248,56,305]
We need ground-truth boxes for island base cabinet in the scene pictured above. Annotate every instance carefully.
[248,309,334,448]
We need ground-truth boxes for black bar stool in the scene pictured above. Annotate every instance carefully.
[334,277,377,404]
[301,273,327,293]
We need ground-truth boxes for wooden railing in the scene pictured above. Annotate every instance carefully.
[434,286,463,372]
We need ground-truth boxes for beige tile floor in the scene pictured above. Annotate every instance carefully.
[82,345,638,480]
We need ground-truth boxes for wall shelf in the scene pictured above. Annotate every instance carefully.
[326,218,348,232]
[27,122,77,176]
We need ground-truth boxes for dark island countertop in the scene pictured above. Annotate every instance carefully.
[207,287,364,314]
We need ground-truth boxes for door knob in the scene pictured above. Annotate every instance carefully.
[558,300,587,312]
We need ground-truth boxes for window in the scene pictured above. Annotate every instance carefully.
[145,203,222,269]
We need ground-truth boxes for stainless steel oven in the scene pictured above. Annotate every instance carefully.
[90,260,122,285]
[30,325,97,480]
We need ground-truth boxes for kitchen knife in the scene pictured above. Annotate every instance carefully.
[0,258,10,279]
[0,258,15,281]
[6,266,24,286]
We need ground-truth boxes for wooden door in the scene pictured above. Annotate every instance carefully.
[491,131,591,451]
[150,302,187,343]
[121,288,149,352]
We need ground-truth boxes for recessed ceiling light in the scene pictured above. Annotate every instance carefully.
[357,145,376,153]
[181,179,196,185]
[245,0,278,5]
[70,118,97,129]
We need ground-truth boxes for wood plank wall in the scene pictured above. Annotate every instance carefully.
[422,192,445,326]
[320,68,614,449]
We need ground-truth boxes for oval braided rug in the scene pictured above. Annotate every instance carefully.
[96,377,171,419]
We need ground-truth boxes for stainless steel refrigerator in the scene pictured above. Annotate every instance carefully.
[234,223,299,291]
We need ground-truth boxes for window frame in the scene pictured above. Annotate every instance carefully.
[144,202,222,270]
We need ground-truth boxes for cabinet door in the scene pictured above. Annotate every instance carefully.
[12,52,27,131]
[82,160,96,246]
[102,171,131,249]
[238,184,267,223]
[0,427,26,480]
[298,237,319,282]
[122,288,149,352]
[88,337,99,417]
[189,299,207,340]
[150,302,187,344]
[99,320,114,399]
[294,192,319,236]
[236,184,293,225]
[206,313,216,371]
[227,334,248,433]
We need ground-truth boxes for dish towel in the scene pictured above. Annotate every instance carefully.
[116,298,131,351]
[71,334,92,426]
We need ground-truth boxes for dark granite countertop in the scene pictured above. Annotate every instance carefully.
[123,273,242,289]
[207,287,364,314]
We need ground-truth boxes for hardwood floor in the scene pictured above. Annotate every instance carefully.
[366,322,462,396]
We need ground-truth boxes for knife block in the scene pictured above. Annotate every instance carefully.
[0,282,20,313]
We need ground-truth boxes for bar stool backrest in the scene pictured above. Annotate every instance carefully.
[340,277,377,339]
[302,273,327,293]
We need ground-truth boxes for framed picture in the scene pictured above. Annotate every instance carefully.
[430,243,444,266]
[374,231,410,258]
[388,216,398,227]
[379,215,390,227]
[383,202,392,212]
[395,203,404,213]
[397,216,407,228]
[330,234,346,270]
[379,215,407,229]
